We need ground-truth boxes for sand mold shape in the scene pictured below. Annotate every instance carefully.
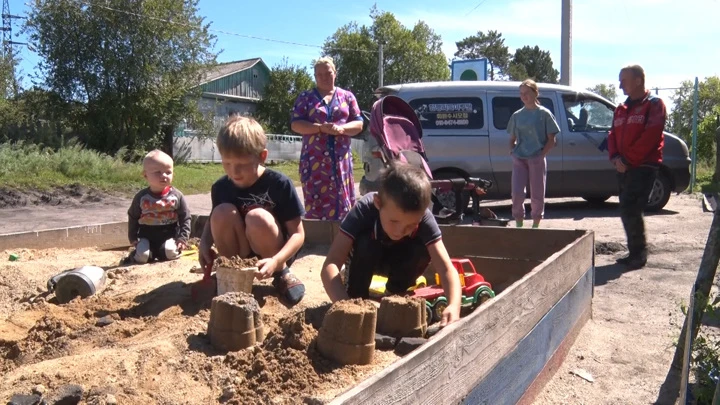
[376,296,427,338]
[215,256,257,295]
[316,299,376,365]
[207,292,264,351]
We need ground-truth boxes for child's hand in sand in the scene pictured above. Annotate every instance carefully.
[439,305,460,327]
[176,240,187,252]
[255,257,280,280]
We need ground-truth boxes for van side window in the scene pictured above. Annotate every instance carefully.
[408,97,484,130]
[562,94,615,132]
[492,97,555,130]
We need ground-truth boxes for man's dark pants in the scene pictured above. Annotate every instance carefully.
[617,166,658,258]
[345,232,431,299]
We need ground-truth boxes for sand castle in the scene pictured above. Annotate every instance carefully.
[207,291,264,351]
[376,296,427,338]
[316,299,377,365]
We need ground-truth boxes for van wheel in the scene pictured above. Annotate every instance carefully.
[645,172,672,212]
[582,196,610,205]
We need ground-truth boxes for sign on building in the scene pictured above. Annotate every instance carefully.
[450,59,488,81]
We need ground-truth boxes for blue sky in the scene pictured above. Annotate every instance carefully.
[8,0,720,105]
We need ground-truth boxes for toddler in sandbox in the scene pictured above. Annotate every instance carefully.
[127,149,191,264]
[320,162,462,327]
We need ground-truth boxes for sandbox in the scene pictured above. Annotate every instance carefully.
[0,218,593,404]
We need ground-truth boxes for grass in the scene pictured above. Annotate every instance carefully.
[696,161,719,193]
[0,142,364,196]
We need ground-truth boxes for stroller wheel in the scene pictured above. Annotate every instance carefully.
[431,171,472,214]
[434,186,472,214]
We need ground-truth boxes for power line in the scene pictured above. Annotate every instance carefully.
[466,0,490,16]
[67,0,376,54]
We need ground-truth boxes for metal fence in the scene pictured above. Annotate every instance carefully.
[173,132,365,163]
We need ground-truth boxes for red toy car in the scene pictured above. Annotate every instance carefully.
[411,258,495,324]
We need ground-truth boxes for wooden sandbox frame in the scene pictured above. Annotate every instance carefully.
[0,218,594,405]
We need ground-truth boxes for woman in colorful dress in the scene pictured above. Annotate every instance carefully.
[290,56,364,220]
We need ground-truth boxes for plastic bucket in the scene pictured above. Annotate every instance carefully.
[216,266,257,296]
[53,265,107,304]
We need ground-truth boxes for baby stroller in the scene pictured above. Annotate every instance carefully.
[369,95,499,225]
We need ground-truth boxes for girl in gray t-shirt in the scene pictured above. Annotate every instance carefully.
[507,79,561,228]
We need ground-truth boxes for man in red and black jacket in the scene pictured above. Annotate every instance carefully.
[608,64,667,270]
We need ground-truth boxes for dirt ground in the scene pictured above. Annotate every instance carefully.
[0,189,716,404]
[0,245,400,404]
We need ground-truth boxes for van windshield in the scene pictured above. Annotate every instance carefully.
[562,93,615,132]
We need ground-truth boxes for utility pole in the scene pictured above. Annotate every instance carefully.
[378,42,384,88]
[1,0,27,53]
[1,0,27,97]
[560,0,572,86]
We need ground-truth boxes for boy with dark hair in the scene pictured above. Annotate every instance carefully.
[320,162,462,326]
[199,116,306,305]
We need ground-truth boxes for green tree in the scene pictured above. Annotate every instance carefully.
[24,0,217,156]
[255,59,314,135]
[454,30,510,81]
[506,63,527,83]
[322,7,450,110]
[508,45,559,84]
[587,83,617,103]
[670,76,720,163]
[0,87,74,149]
[0,51,20,99]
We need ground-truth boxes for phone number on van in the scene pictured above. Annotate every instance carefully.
[435,119,470,126]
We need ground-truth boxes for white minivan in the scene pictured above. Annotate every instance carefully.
[359,81,691,212]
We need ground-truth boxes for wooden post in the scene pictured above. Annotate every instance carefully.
[714,122,720,183]
[670,207,720,380]
[680,287,695,405]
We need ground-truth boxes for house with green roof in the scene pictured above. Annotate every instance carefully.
[177,57,270,136]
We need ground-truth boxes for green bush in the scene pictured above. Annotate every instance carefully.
[690,293,720,404]
[0,141,140,190]
[0,141,365,195]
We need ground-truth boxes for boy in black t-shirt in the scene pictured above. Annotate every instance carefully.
[199,116,306,305]
[321,163,462,326]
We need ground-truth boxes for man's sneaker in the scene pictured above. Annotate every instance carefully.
[625,256,647,270]
[616,251,647,269]
[616,255,632,265]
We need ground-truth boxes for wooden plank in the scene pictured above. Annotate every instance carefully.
[0,216,341,252]
[439,226,586,262]
[0,222,128,251]
[330,230,593,405]
[463,267,593,405]
[189,215,338,246]
[303,219,338,246]
[189,214,208,239]
[517,304,591,405]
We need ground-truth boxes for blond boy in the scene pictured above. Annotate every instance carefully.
[199,116,306,305]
